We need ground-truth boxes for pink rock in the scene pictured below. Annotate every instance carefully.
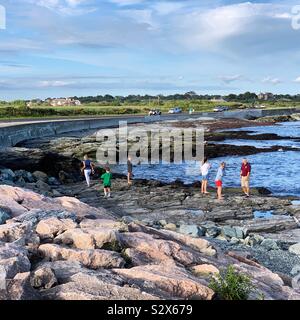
[0,185,111,219]
[36,218,77,239]
[114,263,214,300]
[119,232,197,266]
[191,264,220,276]
[54,229,95,250]
[38,244,125,269]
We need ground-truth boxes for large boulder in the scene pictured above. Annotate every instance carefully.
[41,272,159,300]
[5,272,41,300]
[54,229,95,250]
[0,222,32,243]
[36,217,77,240]
[0,244,31,279]
[38,244,125,269]
[31,267,57,290]
[114,262,215,300]
[118,232,198,266]
[0,185,111,219]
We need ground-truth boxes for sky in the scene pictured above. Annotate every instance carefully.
[1,0,300,100]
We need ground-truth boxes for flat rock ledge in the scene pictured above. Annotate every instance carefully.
[0,185,300,300]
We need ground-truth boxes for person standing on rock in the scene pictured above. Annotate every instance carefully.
[101,167,112,198]
[82,155,95,188]
[241,158,251,197]
[200,157,211,194]
[127,156,133,186]
[215,162,226,200]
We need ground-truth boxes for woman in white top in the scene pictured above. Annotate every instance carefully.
[200,157,211,194]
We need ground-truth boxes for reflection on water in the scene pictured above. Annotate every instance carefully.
[224,121,300,138]
[212,139,300,149]
[254,211,274,219]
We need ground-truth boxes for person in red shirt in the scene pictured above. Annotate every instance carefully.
[241,158,251,197]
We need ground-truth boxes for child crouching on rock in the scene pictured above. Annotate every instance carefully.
[101,167,112,198]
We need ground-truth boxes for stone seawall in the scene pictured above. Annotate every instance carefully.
[0,108,299,147]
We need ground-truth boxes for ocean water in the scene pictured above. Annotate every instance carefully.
[114,121,300,197]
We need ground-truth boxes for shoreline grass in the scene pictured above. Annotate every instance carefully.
[0,101,299,121]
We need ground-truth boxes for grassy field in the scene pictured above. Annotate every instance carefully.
[0,100,299,120]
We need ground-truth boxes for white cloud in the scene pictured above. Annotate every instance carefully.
[171,2,296,54]
[219,74,244,84]
[262,76,281,85]
[38,80,75,87]
[152,1,185,15]
[294,77,300,83]
[26,0,97,15]
[109,0,145,6]
[119,9,156,29]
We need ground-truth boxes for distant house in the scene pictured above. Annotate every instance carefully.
[26,99,43,107]
[258,92,274,101]
[49,98,81,107]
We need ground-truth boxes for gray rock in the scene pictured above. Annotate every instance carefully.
[235,227,246,239]
[0,244,31,279]
[33,171,48,182]
[178,224,201,237]
[230,237,240,245]
[6,272,41,300]
[0,206,11,225]
[121,216,135,224]
[0,169,15,181]
[48,177,60,186]
[15,170,35,183]
[202,223,221,238]
[222,226,237,239]
[252,234,265,246]
[289,243,300,256]
[16,177,26,187]
[159,220,167,227]
[261,239,279,251]
[36,180,52,192]
[31,267,57,290]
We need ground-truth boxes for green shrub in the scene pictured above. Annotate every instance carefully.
[209,265,254,300]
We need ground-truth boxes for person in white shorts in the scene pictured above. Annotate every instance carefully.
[200,157,211,194]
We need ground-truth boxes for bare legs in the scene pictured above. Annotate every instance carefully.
[128,172,132,185]
[217,186,224,200]
[104,187,111,198]
[201,180,209,194]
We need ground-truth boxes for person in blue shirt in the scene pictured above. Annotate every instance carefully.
[81,155,95,187]
[215,162,226,200]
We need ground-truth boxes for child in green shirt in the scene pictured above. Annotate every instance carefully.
[101,168,112,198]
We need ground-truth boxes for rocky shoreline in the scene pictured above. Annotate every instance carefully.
[0,183,300,300]
[1,116,300,300]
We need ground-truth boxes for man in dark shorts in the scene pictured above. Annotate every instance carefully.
[127,156,133,185]
[241,158,251,197]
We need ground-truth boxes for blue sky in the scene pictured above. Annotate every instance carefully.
[1,0,300,100]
